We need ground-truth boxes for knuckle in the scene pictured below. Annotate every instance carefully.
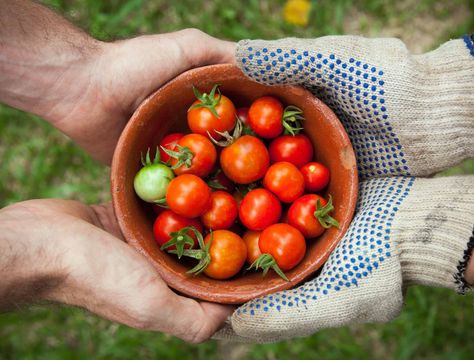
[179,28,206,39]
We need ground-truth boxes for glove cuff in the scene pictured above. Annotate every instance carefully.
[393,176,474,293]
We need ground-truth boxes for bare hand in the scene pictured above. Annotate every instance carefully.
[54,29,236,163]
[0,199,233,343]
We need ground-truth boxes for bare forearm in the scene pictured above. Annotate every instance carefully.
[0,0,102,123]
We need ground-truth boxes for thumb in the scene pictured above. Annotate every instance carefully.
[105,29,236,112]
[171,28,236,68]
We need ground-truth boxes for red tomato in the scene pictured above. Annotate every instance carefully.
[153,210,203,249]
[201,191,238,230]
[236,107,250,125]
[300,162,330,192]
[166,174,212,218]
[170,133,217,178]
[269,134,314,168]
[203,230,247,279]
[239,188,281,231]
[259,223,306,271]
[220,135,269,184]
[187,86,236,139]
[248,96,284,138]
[287,194,338,238]
[243,230,262,265]
[263,162,305,203]
[159,133,184,163]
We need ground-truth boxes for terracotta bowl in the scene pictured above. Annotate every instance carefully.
[111,64,358,304]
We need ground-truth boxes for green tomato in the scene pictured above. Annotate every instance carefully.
[134,163,174,203]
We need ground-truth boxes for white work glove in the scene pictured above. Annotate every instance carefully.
[216,34,474,343]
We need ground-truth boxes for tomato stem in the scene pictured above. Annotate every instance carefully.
[207,118,243,147]
[170,229,212,275]
[248,253,289,281]
[161,226,200,258]
[141,147,161,167]
[161,145,194,170]
[188,84,222,119]
[282,105,305,136]
[314,195,340,229]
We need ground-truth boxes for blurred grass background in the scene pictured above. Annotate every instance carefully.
[1,0,473,359]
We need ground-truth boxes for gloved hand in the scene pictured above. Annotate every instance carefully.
[216,34,474,343]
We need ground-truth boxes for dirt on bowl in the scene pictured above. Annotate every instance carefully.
[111,64,358,304]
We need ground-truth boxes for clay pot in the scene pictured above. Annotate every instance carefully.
[111,64,358,304]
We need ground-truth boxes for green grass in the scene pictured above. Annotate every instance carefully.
[1,0,473,359]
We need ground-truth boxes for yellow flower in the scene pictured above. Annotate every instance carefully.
[283,0,312,26]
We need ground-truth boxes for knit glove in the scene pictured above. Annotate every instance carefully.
[216,35,474,343]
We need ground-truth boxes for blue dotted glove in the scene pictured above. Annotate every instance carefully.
[215,35,474,343]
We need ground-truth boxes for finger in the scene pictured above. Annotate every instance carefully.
[89,203,125,241]
[154,291,234,343]
[171,28,236,67]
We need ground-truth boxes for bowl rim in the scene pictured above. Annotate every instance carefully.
[111,64,358,304]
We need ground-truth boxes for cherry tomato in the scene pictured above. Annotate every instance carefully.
[300,162,330,192]
[166,174,212,218]
[269,134,314,168]
[220,135,269,184]
[188,85,236,139]
[236,107,250,125]
[159,133,184,163]
[259,223,306,271]
[263,161,305,203]
[203,230,247,279]
[239,188,281,231]
[201,191,238,230]
[153,210,203,249]
[248,96,284,138]
[168,133,216,178]
[243,230,262,265]
[133,151,174,203]
[287,194,338,238]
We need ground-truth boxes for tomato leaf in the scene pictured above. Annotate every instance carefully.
[207,180,227,190]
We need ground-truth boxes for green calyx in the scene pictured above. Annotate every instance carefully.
[282,105,305,136]
[161,145,194,170]
[314,195,340,229]
[153,197,169,208]
[207,117,243,147]
[188,84,222,119]
[206,169,227,190]
[169,228,212,276]
[141,147,161,167]
[161,226,200,258]
[247,253,289,281]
